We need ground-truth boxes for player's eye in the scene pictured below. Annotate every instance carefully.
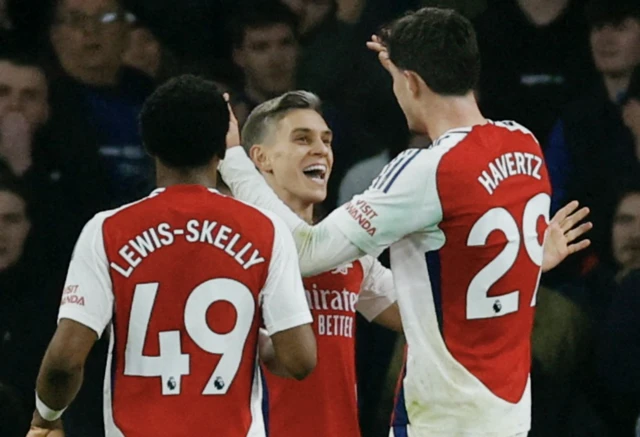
[295,136,310,144]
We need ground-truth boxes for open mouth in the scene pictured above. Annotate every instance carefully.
[302,164,327,184]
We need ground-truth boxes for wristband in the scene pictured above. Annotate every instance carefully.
[35,392,67,421]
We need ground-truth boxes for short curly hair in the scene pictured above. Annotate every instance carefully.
[139,74,229,168]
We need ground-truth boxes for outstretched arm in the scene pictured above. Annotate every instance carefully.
[220,96,430,276]
[219,146,365,276]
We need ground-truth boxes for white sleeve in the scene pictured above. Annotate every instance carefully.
[57,213,114,337]
[219,147,364,276]
[328,148,441,257]
[355,256,396,321]
[260,212,313,335]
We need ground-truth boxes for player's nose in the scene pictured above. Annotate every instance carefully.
[310,138,330,156]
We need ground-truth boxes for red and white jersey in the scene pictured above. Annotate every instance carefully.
[57,185,312,437]
[331,121,552,436]
[263,256,395,437]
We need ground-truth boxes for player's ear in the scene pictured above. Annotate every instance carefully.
[403,70,421,97]
[250,144,273,172]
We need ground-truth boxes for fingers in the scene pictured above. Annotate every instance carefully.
[366,34,386,52]
[568,239,591,255]
[224,93,238,124]
[27,428,52,437]
[366,41,384,52]
[565,221,593,243]
[550,200,579,225]
[561,206,590,233]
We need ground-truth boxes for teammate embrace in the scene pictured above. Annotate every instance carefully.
[28,6,591,437]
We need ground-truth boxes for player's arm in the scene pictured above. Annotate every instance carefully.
[356,256,402,332]
[372,304,402,332]
[259,213,317,380]
[29,214,114,432]
[30,320,96,432]
[219,146,432,276]
[258,327,316,380]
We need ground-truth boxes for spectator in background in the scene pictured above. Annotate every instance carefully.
[592,183,640,435]
[0,48,107,256]
[231,0,299,113]
[545,0,640,261]
[0,177,60,435]
[474,0,596,145]
[45,1,152,434]
[0,52,49,179]
[47,0,154,208]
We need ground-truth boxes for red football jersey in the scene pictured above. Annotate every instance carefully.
[328,121,552,435]
[263,257,395,437]
[57,185,312,437]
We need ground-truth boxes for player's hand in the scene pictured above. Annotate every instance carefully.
[541,200,592,273]
[366,35,393,72]
[26,427,65,437]
[27,411,64,436]
[224,93,241,149]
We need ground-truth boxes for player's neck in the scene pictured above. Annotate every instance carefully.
[155,163,218,189]
[283,196,314,224]
[422,93,487,141]
[603,74,631,103]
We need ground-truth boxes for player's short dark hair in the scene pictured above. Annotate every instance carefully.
[139,74,229,168]
[586,0,640,28]
[241,90,322,151]
[381,7,480,96]
[230,0,299,48]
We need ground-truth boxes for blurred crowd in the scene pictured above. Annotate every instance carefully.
[0,0,639,435]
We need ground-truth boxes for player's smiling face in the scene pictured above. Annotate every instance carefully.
[260,108,333,206]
